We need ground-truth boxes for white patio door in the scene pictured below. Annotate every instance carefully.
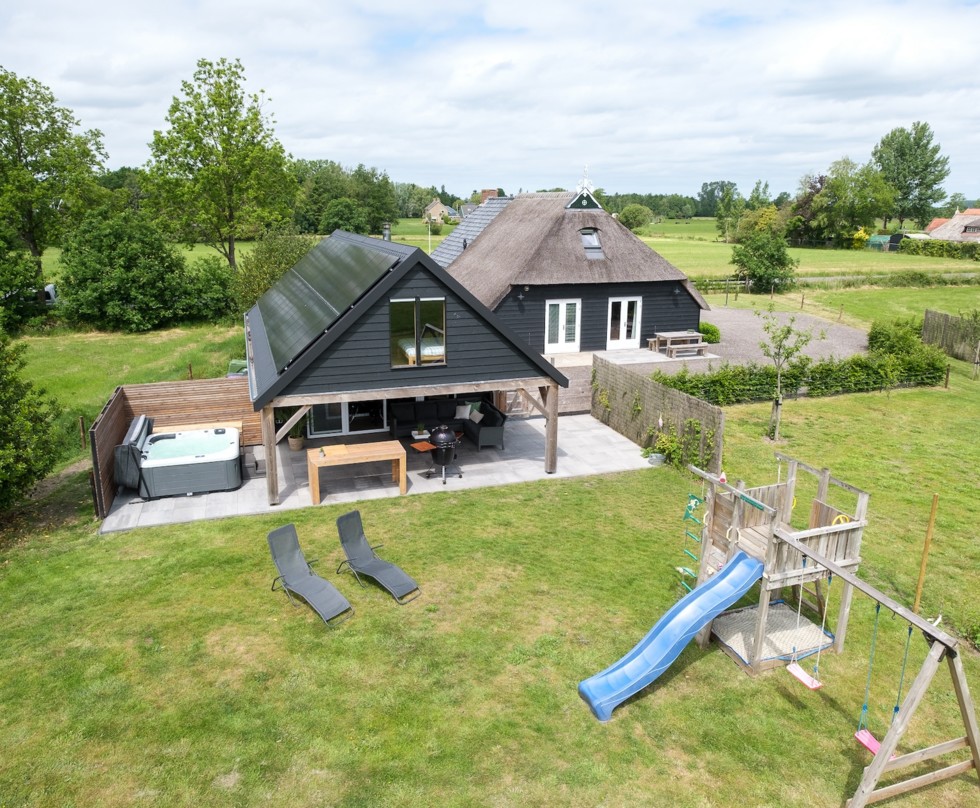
[606,297,642,350]
[545,299,581,353]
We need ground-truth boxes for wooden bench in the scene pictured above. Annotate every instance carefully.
[666,343,707,358]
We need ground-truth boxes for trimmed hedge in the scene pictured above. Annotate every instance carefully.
[651,320,946,404]
[898,238,980,261]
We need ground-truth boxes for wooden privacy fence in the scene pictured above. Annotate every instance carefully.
[922,309,980,363]
[89,377,260,519]
[590,355,724,472]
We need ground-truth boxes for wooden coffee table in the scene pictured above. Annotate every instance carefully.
[307,440,407,504]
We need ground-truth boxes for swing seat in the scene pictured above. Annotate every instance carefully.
[787,661,823,690]
[854,729,897,759]
[854,728,881,754]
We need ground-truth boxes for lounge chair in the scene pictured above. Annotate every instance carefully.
[335,510,421,605]
[268,524,353,626]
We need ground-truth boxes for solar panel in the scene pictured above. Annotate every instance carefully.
[256,234,402,371]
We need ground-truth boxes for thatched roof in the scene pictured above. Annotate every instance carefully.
[441,192,706,309]
[929,209,980,243]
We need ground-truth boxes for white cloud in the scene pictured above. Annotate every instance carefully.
[1,0,977,197]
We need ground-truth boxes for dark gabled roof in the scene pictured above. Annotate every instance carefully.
[246,230,567,409]
[430,195,513,268]
[441,192,708,310]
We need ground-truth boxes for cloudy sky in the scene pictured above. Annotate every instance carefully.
[3,0,978,200]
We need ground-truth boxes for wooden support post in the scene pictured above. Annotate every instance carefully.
[913,494,939,615]
[779,458,797,525]
[949,650,980,780]
[262,405,279,506]
[543,383,559,474]
[847,637,980,807]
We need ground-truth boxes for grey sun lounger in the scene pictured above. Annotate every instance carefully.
[336,510,421,605]
[268,524,353,626]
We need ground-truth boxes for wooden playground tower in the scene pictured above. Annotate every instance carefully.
[688,453,869,672]
[687,453,980,807]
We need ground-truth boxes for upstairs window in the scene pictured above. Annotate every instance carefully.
[390,297,446,367]
[580,228,604,259]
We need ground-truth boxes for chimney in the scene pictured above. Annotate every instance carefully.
[382,222,391,241]
[480,188,499,203]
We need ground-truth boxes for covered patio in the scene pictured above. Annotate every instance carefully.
[100,414,651,533]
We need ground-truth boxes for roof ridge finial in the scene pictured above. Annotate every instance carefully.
[577,165,594,195]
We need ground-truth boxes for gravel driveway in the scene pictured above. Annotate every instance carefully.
[702,307,869,365]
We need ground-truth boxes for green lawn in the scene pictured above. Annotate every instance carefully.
[4,289,980,806]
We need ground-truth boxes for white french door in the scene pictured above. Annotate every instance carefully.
[545,299,581,353]
[606,297,642,350]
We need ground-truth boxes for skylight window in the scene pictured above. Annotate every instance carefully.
[580,228,604,259]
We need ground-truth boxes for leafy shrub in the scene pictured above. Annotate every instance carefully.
[0,247,43,331]
[60,208,194,332]
[0,334,63,511]
[698,322,721,343]
[180,256,236,321]
[233,230,317,312]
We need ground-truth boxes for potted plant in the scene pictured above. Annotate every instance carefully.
[286,412,307,451]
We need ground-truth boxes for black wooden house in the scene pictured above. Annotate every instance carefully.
[245,231,568,504]
[432,186,707,355]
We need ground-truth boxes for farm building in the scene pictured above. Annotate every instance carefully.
[431,180,707,355]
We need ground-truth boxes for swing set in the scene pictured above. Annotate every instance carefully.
[685,457,979,806]
[779,531,980,808]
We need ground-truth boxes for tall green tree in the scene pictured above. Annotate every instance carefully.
[730,230,798,292]
[715,183,744,243]
[619,203,654,231]
[148,58,294,269]
[811,158,894,246]
[872,121,950,229]
[697,180,737,217]
[0,66,105,284]
[745,180,771,211]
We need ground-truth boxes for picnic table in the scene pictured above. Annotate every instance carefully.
[648,331,707,357]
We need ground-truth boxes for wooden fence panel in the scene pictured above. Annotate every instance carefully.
[922,310,980,363]
[88,377,261,519]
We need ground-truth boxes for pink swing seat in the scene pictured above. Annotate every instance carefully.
[787,661,823,690]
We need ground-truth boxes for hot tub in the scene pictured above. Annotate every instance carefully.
[136,426,241,498]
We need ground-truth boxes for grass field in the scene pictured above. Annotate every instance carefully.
[5,284,980,806]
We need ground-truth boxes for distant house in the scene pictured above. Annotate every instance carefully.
[244,231,568,504]
[423,198,459,223]
[928,208,980,243]
[431,182,707,355]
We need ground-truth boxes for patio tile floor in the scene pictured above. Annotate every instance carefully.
[100,414,652,533]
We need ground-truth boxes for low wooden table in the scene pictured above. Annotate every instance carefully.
[307,440,407,504]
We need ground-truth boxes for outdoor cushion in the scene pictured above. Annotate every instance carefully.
[390,402,414,422]
[415,401,438,422]
[469,409,484,423]
[455,404,471,419]
[437,399,457,420]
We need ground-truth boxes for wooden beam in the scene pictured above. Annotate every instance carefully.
[775,529,958,648]
[544,383,558,474]
[949,649,980,779]
[275,405,310,443]
[268,377,558,408]
[262,405,279,506]
[848,641,945,807]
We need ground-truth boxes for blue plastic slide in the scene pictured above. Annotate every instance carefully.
[578,550,764,721]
